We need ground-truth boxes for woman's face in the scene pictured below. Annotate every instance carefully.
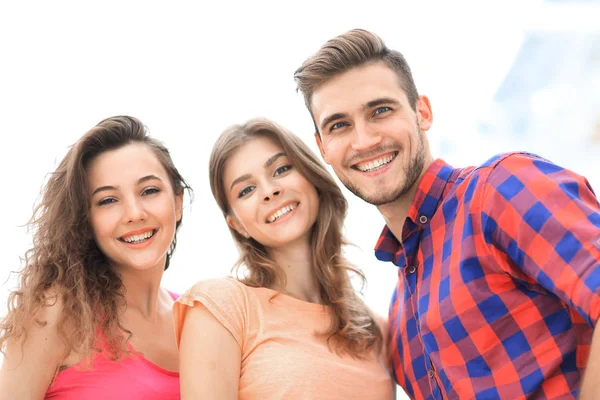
[87,143,183,272]
[223,137,319,249]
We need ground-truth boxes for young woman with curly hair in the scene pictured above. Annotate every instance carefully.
[0,116,190,399]
[174,118,394,399]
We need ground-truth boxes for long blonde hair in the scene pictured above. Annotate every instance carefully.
[209,118,382,357]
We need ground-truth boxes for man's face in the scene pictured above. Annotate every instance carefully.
[311,62,433,206]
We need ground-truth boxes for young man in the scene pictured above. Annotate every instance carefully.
[294,29,600,399]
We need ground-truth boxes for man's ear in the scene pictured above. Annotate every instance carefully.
[314,132,329,163]
[416,95,433,132]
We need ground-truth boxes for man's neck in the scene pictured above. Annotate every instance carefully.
[376,159,432,244]
[377,195,413,245]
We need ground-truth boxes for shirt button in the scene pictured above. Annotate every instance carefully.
[428,369,434,378]
[406,265,416,274]
[419,215,428,224]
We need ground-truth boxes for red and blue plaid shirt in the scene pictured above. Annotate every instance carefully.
[375,153,600,399]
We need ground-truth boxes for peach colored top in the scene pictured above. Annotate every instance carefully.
[174,277,393,400]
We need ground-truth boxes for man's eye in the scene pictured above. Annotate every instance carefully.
[238,186,255,198]
[374,106,391,115]
[274,165,292,176]
[331,121,348,131]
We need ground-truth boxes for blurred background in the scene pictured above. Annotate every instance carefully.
[1,0,598,397]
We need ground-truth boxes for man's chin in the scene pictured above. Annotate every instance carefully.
[359,193,402,206]
[344,182,405,206]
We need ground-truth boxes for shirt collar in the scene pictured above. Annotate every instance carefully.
[374,158,456,262]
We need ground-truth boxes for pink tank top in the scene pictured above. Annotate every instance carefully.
[44,291,180,400]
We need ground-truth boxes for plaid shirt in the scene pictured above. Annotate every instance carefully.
[375,153,600,399]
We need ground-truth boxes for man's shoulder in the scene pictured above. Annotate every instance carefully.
[478,151,571,191]
[437,152,549,210]
[452,151,548,185]
[476,151,545,172]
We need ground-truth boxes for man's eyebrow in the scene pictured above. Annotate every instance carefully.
[320,113,348,131]
[319,98,401,131]
[364,97,401,110]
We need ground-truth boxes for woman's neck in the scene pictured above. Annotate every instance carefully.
[268,238,322,304]
[114,257,167,320]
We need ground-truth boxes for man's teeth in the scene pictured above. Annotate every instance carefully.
[267,203,298,223]
[121,230,155,243]
[355,154,395,172]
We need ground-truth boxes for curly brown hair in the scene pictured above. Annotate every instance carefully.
[209,118,382,358]
[0,115,190,364]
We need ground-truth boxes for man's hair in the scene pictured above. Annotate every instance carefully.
[294,28,419,128]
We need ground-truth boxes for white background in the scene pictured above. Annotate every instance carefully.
[1,1,599,398]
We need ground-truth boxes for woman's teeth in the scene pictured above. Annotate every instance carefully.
[120,230,155,243]
[267,203,298,223]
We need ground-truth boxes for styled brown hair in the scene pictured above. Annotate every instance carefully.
[0,116,190,364]
[209,118,382,357]
[294,28,419,130]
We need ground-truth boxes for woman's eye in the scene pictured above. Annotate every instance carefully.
[331,121,348,131]
[98,197,117,206]
[238,186,255,198]
[274,165,292,176]
[374,106,391,115]
[142,187,161,196]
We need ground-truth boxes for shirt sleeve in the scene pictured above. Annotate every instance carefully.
[173,277,249,349]
[479,153,600,326]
